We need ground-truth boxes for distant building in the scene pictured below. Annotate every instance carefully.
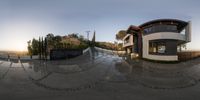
[123,19,191,61]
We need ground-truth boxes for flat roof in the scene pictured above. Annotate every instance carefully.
[127,25,141,34]
[139,19,188,29]
[127,19,189,34]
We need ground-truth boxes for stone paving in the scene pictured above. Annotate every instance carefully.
[0,49,200,100]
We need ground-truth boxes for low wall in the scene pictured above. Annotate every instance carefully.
[143,54,178,61]
[50,49,83,60]
[178,51,200,61]
[94,47,126,55]
[82,47,90,54]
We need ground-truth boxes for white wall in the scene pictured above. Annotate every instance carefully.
[94,47,126,55]
[144,54,178,61]
[82,47,90,54]
[185,21,192,42]
[123,34,133,48]
[142,32,186,61]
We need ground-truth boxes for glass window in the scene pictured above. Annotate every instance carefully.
[158,45,166,53]
[143,24,178,34]
[149,41,166,55]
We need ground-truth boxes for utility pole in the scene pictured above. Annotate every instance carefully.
[92,30,96,46]
[85,31,90,40]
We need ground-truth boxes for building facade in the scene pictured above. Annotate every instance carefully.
[123,19,191,61]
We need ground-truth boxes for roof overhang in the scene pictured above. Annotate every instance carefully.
[126,25,141,34]
[139,19,188,32]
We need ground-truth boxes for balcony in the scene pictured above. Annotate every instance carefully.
[123,34,133,48]
[143,24,179,35]
[142,21,191,42]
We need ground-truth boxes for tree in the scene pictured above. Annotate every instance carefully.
[46,33,54,50]
[116,30,126,41]
[78,35,85,42]
[27,33,90,57]
[41,37,44,59]
[68,33,78,38]
[39,37,41,59]
[46,33,54,38]
[32,38,39,55]
[179,43,187,52]
[53,35,62,48]
[44,37,48,60]
[27,40,33,57]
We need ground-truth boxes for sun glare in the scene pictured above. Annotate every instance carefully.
[12,41,27,52]
[1,22,34,52]
[18,43,27,52]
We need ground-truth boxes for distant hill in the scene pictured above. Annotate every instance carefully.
[0,50,28,56]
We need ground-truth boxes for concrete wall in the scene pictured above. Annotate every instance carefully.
[142,32,186,61]
[123,34,133,48]
[94,47,126,55]
[185,21,192,42]
[50,49,83,60]
[82,47,90,54]
[145,54,178,61]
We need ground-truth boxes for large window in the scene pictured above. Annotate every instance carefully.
[157,45,166,53]
[143,24,178,34]
[149,41,166,55]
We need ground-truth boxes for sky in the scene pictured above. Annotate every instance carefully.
[0,0,200,51]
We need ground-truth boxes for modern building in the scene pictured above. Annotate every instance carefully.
[123,19,191,61]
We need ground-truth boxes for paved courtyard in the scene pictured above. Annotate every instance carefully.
[1,49,200,100]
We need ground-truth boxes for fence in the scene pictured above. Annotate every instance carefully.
[177,51,200,61]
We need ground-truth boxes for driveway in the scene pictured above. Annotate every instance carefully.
[0,49,200,100]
